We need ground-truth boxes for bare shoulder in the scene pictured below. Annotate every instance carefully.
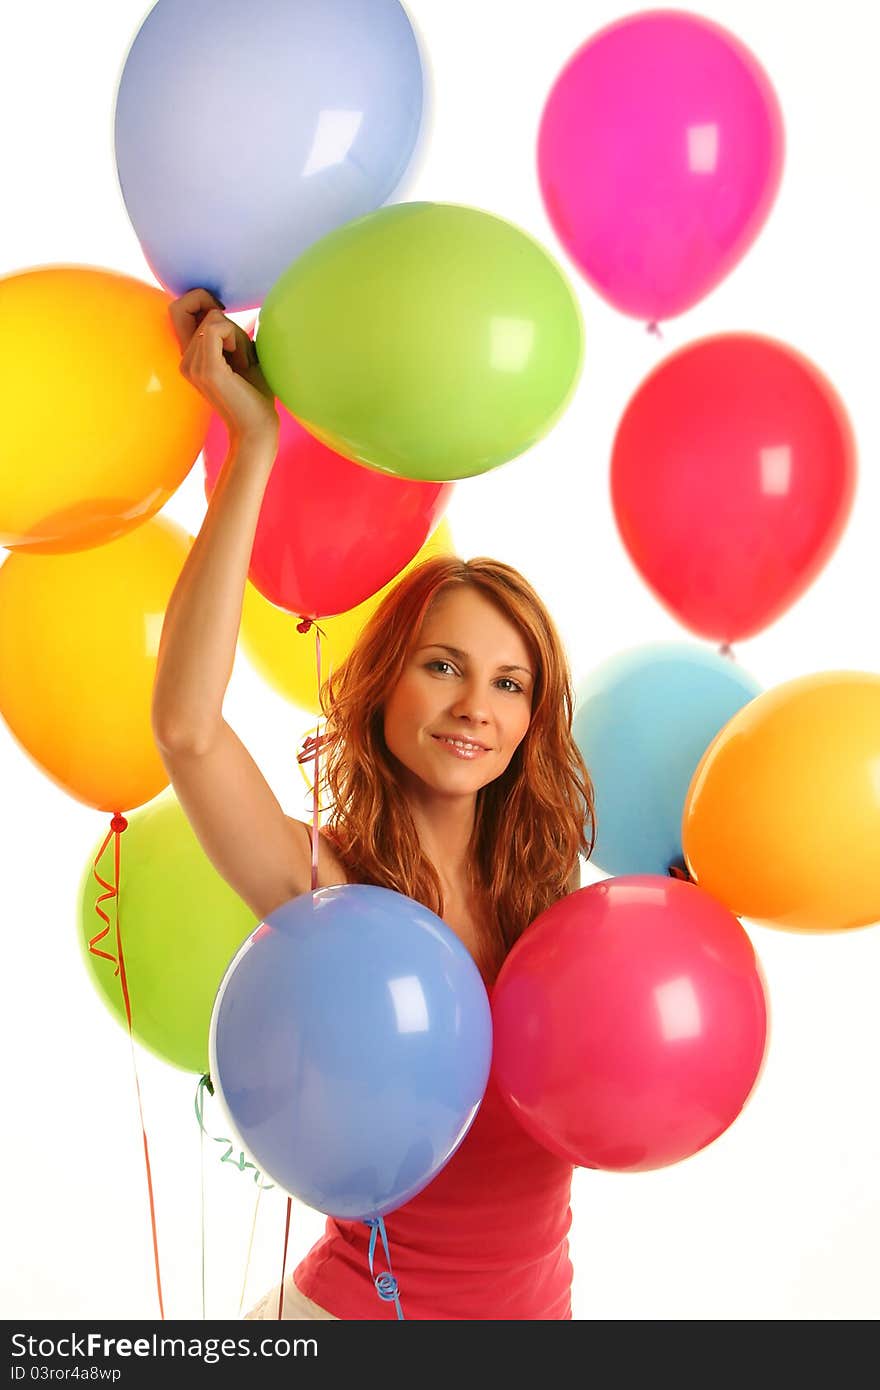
[285,818,351,892]
[566,859,581,894]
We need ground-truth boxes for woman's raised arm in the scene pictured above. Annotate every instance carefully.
[151,290,279,750]
[151,291,318,919]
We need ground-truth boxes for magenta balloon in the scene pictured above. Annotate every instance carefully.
[204,407,452,618]
[537,12,785,321]
[491,876,769,1172]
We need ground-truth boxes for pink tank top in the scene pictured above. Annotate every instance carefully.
[293,1031,574,1320]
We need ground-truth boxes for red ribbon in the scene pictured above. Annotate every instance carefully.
[296,733,326,766]
[667,861,694,883]
[277,1197,293,1321]
[308,627,322,894]
[277,623,328,1317]
[90,812,165,1320]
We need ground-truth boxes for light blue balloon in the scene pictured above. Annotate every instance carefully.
[114,0,425,310]
[573,644,762,877]
[209,884,492,1220]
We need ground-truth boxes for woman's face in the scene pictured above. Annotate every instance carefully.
[382,585,535,799]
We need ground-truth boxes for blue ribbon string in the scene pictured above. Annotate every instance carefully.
[366,1216,405,1320]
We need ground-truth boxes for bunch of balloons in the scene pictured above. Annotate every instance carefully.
[0,0,875,1268]
[487,8,876,1174]
[536,10,855,646]
[0,0,591,1252]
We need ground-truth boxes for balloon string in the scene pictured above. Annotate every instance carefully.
[90,813,165,1320]
[239,1182,265,1318]
[367,1217,405,1319]
[199,1092,207,1320]
[193,1075,272,1186]
[311,625,323,891]
[193,1076,273,1319]
[278,614,328,1322]
[282,619,335,1318]
[295,620,334,888]
[277,1197,293,1320]
[88,816,125,968]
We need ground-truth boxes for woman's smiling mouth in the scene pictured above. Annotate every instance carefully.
[431,734,491,758]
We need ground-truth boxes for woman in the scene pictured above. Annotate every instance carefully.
[153,290,595,1320]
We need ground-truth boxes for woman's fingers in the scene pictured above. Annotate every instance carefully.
[168,287,225,351]
[176,303,277,440]
[180,308,230,375]
[186,309,253,377]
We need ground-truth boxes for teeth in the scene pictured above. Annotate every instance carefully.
[437,736,484,750]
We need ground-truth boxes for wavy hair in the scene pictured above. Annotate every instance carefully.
[316,555,595,977]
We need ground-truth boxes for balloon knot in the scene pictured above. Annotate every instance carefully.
[374,1273,400,1303]
[110,813,128,834]
[718,643,735,660]
[296,618,313,634]
[646,320,663,339]
[297,733,326,765]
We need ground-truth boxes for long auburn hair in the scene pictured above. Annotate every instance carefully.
[316,555,595,978]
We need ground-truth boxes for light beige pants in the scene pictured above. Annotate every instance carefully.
[244,1273,339,1321]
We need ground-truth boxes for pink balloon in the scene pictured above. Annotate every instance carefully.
[204,407,452,618]
[491,876,769,1172]
[537,12,785,322]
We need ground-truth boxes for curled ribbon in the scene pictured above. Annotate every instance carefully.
[367,1216,405,1320]
[296,730,327,773]
[375,1272,401,1302]
[194,1076,273,1188]
[89,812,165,1319]
[89,813,129,970]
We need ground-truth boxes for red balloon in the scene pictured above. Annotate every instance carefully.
[491,876,769,1172]
[610,334,856,643]
[204,407,452,618]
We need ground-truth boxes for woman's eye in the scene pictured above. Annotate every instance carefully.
[425,661,523,693]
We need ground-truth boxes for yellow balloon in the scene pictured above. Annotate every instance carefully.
[0,517,192,812]
[0,265,210,553]
[240,520,455,714]
[683,671,880,931]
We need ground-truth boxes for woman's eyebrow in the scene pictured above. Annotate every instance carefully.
[415,642,533,677]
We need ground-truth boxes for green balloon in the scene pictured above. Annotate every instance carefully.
[257,202,584,481]
[78,793,257,1073]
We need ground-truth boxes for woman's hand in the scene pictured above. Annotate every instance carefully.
[169,288,280,448]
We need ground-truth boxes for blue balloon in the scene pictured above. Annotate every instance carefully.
[209,884,492,1219]
[573,644,761,877]
[114,0,425,310]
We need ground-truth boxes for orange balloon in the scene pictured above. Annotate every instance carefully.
[0,517,192,812]
[683,672,880,931]
[0,265,210,553]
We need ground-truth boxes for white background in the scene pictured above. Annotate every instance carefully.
[1,0,878,1322]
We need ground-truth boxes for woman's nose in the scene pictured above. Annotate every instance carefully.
[449,682,491,722]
